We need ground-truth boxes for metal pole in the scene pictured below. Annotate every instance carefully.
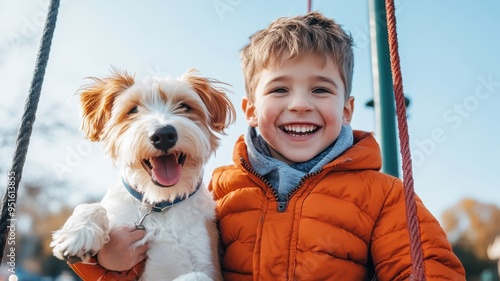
[368,0,399,177]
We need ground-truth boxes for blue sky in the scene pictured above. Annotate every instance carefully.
[1,0,499,223]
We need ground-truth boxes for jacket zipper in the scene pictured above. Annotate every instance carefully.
[240,156,275,192]
[240,157,324,212]
[277,170,322,212]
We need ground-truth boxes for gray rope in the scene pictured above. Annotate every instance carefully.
[0,0,60,262]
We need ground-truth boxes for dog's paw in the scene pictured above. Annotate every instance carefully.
[172,272,213,281]
[50,204,109,263]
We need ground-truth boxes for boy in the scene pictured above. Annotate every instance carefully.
[71,11,465,280]
[208,11,464,280]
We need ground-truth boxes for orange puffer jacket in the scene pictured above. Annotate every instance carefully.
[209,130,465,281]
[69,256,143,280]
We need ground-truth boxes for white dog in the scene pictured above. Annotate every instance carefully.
[51,69,235,281]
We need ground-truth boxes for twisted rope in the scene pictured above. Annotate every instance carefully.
[0,0,60,262]
[385,0,426,280]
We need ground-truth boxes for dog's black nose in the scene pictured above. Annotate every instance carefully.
[149,125,177,151]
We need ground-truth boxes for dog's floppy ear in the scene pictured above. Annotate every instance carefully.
[79,69,135,141]
[182,69,236,134]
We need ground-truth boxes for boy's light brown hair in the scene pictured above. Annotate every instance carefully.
[241,11,354,102]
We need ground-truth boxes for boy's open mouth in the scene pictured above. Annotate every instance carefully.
[142,153,186,187]
[280,124,320,137]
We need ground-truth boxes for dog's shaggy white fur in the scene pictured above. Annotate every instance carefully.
[50,69,235,281]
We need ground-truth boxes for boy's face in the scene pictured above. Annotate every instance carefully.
[243,54,354,164]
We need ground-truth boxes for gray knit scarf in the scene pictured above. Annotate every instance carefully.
[245,125,354,200]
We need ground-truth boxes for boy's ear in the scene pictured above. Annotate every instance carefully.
[342,96,355,125]
[242,97,258,127]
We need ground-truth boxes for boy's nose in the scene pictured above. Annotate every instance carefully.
[288,94,313,113]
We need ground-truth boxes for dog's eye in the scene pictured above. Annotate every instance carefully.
[177,103,190,111]
[127,106,138,115]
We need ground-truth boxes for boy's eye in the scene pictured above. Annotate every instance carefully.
[312,87,332,94]
[270,88,288,94]
[127,106,138,115]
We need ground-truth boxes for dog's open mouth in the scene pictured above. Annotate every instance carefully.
[142,153,186,187]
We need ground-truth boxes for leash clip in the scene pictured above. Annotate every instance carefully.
[135,206,152,230]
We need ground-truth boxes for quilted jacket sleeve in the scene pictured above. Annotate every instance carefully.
[68,257,144,281]
[371,179,466,280]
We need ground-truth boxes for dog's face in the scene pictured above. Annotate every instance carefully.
[79,69,235,203]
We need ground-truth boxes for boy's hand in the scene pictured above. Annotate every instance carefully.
[96,226,148,271]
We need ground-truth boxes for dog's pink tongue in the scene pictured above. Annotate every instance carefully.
[151,154,181,187]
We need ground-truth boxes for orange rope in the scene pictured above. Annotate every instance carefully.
[384,0,426,280]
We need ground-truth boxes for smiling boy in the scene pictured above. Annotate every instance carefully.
[208,11,466,280]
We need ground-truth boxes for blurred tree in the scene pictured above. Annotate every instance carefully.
[442,198,500,258]
[0,101,77,184]
[0,102,97,278]
[452,239,497,279]
[1,179,100,276]
[0,101,82,203]
[442,198,500,279]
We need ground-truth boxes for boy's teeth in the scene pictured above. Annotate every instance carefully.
[284,125,316,133]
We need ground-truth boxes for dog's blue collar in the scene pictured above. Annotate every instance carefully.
[122,178,202,212]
